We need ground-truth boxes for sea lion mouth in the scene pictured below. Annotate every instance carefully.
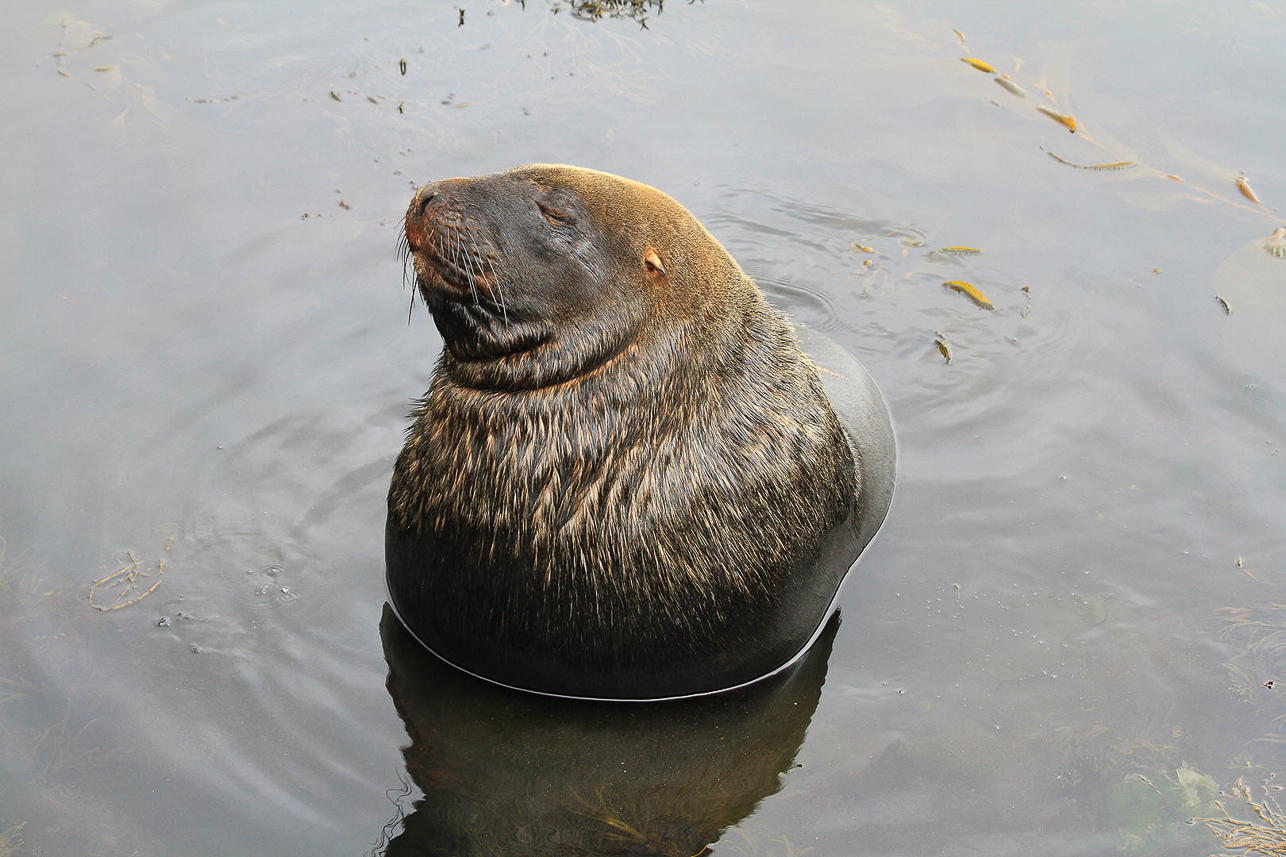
[414,241,484,300]
[407,222,497,306]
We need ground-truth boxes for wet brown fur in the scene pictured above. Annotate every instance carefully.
[387,165,857,692]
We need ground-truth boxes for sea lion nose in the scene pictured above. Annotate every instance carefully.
[407,177,472,227]
[408,186,439,226]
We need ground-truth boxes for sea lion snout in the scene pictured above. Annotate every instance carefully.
[404,178,470,252]
[403,177,511,318]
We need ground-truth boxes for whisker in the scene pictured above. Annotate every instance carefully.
[454,229,479,305]
[483,253,508,326]
[462,236,486,310]
[397,222,417,325]
[396,219,410,264]
[407,210,504,326]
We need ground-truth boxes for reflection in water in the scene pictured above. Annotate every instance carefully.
[376,605,837,856]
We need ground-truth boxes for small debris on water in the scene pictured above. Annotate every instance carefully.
[1263,227,1286,259]
[1036,105,1077,132]
[934,331,952,364]
[994,74,1025,97]
[1237,174,1263,205]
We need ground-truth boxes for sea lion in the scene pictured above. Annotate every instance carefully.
[386,164,895,700]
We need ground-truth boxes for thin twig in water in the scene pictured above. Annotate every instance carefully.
[89,549,163,610]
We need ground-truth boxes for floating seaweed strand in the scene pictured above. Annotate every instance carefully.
[1197,778,1286,856]
[1045,151,1135,171]
[953,33,1278,224]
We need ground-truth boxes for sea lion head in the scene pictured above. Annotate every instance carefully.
[402,164,746,390]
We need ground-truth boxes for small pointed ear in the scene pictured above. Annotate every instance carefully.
[644,247,666,277]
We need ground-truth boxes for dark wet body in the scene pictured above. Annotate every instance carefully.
[386,164,895,700]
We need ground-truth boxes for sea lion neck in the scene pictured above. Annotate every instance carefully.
[438,307,654,392]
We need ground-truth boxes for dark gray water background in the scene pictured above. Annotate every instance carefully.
[3,1,1286,854]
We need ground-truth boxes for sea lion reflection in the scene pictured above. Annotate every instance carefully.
[375,605,839,856]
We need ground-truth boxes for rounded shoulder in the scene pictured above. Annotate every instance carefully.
[794,326,896,553]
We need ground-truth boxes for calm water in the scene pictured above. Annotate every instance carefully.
[3,1,1286,854]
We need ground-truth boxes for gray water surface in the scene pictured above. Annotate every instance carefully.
[3,1,1286,855]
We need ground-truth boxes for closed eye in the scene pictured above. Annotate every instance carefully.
[536,201,571,227]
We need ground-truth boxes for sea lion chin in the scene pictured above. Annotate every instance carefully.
[386,164,896,701]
